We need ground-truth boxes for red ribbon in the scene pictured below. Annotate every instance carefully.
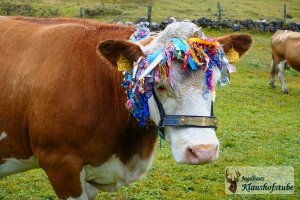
[182,49,191,71]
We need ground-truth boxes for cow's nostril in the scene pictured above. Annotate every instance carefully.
[187,147,198,161]
[186,144,218,164]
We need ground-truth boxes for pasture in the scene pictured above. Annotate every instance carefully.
[0,28,299,199]
[0,0,300,22]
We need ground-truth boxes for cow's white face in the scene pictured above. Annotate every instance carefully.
[142,22,220,164]
[147,63,220,164]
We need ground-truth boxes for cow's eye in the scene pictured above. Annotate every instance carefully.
[157,85,167,91]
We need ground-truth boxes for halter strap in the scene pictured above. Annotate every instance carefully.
[152,88,218,139]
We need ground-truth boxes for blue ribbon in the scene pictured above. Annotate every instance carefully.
[171,38,197,70]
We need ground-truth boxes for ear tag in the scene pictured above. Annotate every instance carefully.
[226,47,240,63]
[117,54,132,71]
[193,31,199,38]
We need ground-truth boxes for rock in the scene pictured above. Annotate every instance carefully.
[268,23,276,32]
[211,21,219,29]
[150,22,159,31]
[159,20,171,30]
[197,17,212,28]
[287,22,299,32]
[135,17,147,23]
[260,19,267,23]
[192,19,199,26]
[220,20,231,28]
[124,22,133,26]
[258,23,265,32]
[232,24,240,32]
[139,21,150,27]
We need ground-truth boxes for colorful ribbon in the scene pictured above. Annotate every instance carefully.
[122,32,229,127]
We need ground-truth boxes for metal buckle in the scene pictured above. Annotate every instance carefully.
[179,116,218,127]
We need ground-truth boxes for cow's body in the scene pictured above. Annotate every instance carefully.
[0,17,252,199]
[0,17,156,199]
[269,30,300,93]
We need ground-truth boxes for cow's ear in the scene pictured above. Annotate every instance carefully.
[98,39,144,67]
[217,33,253,57]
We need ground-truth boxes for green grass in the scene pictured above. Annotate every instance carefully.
[0,0,299,22]
[0,28,299,199]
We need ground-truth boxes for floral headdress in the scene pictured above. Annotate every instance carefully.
[119,28,229,127]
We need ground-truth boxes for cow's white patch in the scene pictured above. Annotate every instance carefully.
[83,153,154,192]
[0,132,7,141]
[85,182,99,200]
[0,156,39,179]
[278,60,288,93]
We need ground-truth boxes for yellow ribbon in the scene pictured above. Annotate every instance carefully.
[187,38,220,47]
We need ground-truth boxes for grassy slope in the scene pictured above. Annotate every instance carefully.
[0,0,300,22]
[0,28,299,199]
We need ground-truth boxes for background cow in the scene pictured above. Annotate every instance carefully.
[0,17,252,199]
[269,30,300,94]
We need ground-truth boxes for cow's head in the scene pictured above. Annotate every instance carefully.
[99,22,252,165]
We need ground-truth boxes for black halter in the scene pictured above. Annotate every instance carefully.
[152,88,218,138]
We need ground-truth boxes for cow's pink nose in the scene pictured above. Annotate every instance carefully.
[186,144,218,164]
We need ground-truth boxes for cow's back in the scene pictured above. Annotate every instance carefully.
[271,30,300,70]
[0,17,135,164]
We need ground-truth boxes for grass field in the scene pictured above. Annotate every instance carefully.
[0,0,300,199]
[0,0,300,22]
[0,26,299,199]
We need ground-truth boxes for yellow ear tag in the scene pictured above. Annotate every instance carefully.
[117,54,132,71]
[226,47,240,63]
[194,31,199,38]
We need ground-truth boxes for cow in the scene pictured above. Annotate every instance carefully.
[0,17,252,199]
[269,30,300,94]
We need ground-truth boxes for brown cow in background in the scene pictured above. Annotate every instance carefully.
[270,30,300,93]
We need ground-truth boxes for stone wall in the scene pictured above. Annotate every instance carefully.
[119,17,300,33]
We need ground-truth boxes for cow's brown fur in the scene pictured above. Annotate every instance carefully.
[271,30,300,70]
[270,30,300,93]
[0,17,156,198]
[217,33,253,57]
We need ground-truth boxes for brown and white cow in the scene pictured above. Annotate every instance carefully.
[269,30,300,93]
[0,17,252,199]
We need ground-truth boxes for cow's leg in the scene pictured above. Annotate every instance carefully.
[66,168,100,200]
[269,57,277,88]
[38,154,88,199]
[278,60,289,94]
